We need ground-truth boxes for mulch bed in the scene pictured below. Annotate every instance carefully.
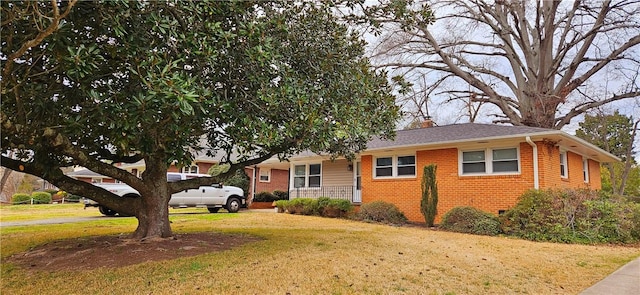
[5,232,262,272]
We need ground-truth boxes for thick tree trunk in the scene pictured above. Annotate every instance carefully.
[130,154,173,240]
[131,194,172,240]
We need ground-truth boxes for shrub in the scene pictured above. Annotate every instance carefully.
[273,190,289,200]
[501,188,640,244]
[275,198,354,217]
[284,198,319,215]
[354,201,407,225]
[254,191,277,202]
[31,191,52,204]
[254,191,289,202]
[274,200,288,213]
[317,197,353,218]
[11,193,31,205]
[420,164,438,227]
[440,207,501,236]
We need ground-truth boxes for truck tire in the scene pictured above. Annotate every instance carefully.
[98,205,117,216]
[226,197,241,213]
[207,207,220,213]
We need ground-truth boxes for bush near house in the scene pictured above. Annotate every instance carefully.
[440,206,501,236]
[276,197,353,218]
[353,201,407,225]
[253,191,289,203]
[11,193,31,205]
[501,188,640,244]
[273,190,289,200]
[30,192,52,204]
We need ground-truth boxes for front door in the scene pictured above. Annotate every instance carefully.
[353,161,362,203]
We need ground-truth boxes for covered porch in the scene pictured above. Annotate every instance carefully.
[259,154,362,203]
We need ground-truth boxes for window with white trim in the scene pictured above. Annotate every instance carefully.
[293,164,321,188]
[560,152,568,178]
[259,168,271,182]
[374,155,416,178]
[492,148,518,172]
[582,158,589,183]
[460,147,519,175]
[181,165,198,174]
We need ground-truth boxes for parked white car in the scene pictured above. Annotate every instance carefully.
[83,173,245,216]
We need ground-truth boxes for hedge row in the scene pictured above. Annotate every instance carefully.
[274,197,353,218]
[11,192,52,205]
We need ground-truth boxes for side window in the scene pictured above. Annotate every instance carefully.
[560,152,568,178]
[492,148,518,172]
[583,158,589,183]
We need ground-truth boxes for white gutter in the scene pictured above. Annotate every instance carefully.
[525,136,539,189]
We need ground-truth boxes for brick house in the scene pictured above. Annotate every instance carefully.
[258,123,618,223]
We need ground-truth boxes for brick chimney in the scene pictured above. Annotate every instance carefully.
[421,117,434,128]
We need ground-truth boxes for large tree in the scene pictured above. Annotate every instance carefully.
[576,111,639,196]
[1,1,399,239]
[352,0,640,128]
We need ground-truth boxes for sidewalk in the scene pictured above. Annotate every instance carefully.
[580,257,639,295]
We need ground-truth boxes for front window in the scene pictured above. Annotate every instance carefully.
[374,155,416,178]
[461,147,519,175]
[462,151,486,173]
[560,152,568,178]
[294,165,306,188]
[293,164,322,188]
[375,157,393,177]
[259,168,271,182]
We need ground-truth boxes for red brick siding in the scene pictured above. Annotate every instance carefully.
[362,141,603,223]
[254,168,289,194]
[245,168,289,201]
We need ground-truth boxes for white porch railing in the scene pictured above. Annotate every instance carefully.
[289,186,361,203]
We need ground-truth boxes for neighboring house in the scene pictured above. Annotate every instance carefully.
[67,150,288,201]
[258,123,618,223]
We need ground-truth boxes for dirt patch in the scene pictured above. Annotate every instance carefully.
[5,232,262,272]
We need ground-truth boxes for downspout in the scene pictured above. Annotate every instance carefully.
[526,136,539,189]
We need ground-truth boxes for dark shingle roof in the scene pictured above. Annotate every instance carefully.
[366,123,555,150]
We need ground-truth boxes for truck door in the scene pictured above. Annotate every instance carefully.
[201,184,225,205]
[168,174,202,207]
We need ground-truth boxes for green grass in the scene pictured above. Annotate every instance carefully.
[0,203,97,222]
[1,207,639,294]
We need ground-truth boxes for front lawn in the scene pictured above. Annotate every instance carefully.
[1,208,638,294]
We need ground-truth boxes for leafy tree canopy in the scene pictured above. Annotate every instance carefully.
[1,0,399,239]
[576,111,639,196]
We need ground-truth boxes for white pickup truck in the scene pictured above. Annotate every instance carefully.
[83,172,245,216]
